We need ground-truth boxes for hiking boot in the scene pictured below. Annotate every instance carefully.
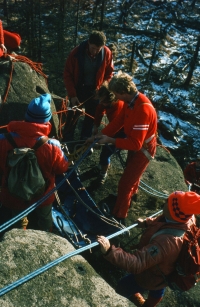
[130,293,146,306]
[21,216,29,230]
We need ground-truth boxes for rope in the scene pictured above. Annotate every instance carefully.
[54,190,86,247]
[2,54,48,104]
[65,178,125,229]
[0,209,162,297]
[0,141,96,233]
[112,146,169,199]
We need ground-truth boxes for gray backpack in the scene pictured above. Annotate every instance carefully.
[5,133,48,202]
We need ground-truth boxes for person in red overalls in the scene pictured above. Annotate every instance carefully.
[184,155,200,194]
[93,82,124,184]
[87,72,157,225]
[0,19,21,57]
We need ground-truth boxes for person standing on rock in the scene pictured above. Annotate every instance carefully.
[93,82,125,185]
[97,191,200,307]
[0,93,69,231]
[87,72,157,225]
[63,30,114,141]
[0,19,21,57]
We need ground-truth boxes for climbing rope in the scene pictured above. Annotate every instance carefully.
[65,178,125,229]
[0,209,162,297]
[2,54,48,104]
[111,145,169,199]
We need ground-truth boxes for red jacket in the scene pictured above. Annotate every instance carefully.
[104,214,193,290]
[0,20,4,57]
[102,92,157,152]
[63,40,114,98]
[0,121,69,210]
[0,20,4,45]
[94,99,124,127]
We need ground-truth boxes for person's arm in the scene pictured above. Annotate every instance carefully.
[103,46,114,82]
[97,234,182,275]
[63,47,79,98]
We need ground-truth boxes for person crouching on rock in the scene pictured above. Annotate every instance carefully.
[0,19,21,57]
[97,191,200,307]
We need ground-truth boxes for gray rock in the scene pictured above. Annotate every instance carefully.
[0,229,133,307]
[0,60,59,137]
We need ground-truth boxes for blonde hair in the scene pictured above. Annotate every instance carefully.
[108,71,137,95]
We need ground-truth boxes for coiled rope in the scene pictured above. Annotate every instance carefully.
[0,209,162,297]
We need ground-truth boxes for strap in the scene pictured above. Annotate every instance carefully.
[32,136,49,150]
[151,228,185,242]
[4,133,18,148]
[4,133,49,151]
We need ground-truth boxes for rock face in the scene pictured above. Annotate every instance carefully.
[0,229,133,307]
[0,59,59,137]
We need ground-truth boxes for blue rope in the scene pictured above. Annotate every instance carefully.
[0,209,162,297]
[139,180,168,197]
[0,141,96,233]
[139,185,168,199]
[114,147,169,199]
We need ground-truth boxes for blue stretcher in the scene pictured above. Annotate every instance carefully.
[52,170,123,248]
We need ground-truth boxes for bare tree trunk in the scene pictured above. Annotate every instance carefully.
[184,36,200,88]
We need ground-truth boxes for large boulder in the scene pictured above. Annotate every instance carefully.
[0,58,59,137]
[0,229,133,307]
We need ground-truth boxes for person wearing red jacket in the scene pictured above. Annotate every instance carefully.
[184,155,200,194]
[63,30,114,141]
[0,94,69,231]
[0,19,21,57]
[88,72,157,224]
[93,82,125,184]
[97,191,200,307]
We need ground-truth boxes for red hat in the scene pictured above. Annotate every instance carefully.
[168,191,200,223]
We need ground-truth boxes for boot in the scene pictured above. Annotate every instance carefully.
[130,293,146,307]
[21,216,29,230]
[142,295,163,307]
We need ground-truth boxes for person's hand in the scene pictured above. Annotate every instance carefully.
[137,218,146,228]
[70,96,79,107]
[0,43,7,54]
[85,132,103,144]
[97,235,111,254]
[97,134,115,145]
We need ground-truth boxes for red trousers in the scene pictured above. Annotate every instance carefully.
[112,139,156,218]
[0,30,21,57]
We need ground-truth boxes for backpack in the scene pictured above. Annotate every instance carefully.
[151,224,200,292]
[5,133,48,202]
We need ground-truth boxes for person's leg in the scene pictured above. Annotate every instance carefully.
[62,109,82,142]
[36,204,53,232]
[81,97,99,139]
[112,150,149,218]
[116,274,146,307]
[143,288,165,307]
